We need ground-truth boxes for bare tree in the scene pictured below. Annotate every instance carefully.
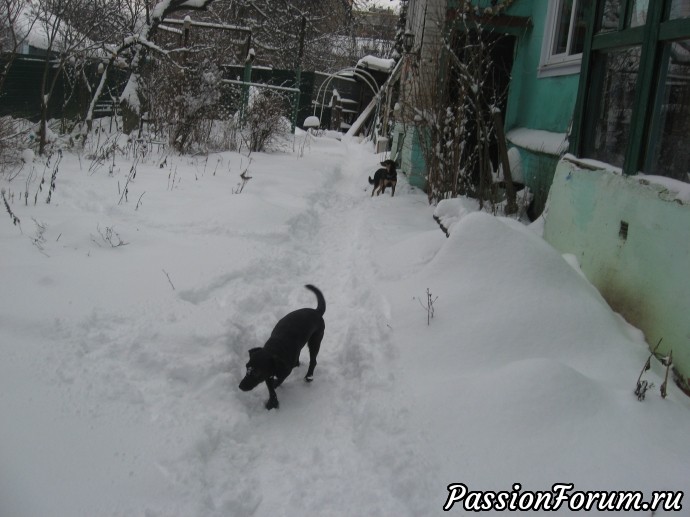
[211,0,355,72]
[398,0,517,211]
[75,0,395,150]
[120,0,216,132]
[80,0,216,138]
[0,0,36,162]
[31,0,110,153]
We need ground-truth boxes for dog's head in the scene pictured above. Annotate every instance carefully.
[239,348,274,391]
[380,159,397,177]
[380,159,395,170]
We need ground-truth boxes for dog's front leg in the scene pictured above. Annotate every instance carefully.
[265,378,279,410]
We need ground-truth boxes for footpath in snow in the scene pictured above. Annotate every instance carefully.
[1,132,690,517]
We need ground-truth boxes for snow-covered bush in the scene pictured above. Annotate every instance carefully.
[0,116,37,170]
[0,116,17,168]
[242,88,291,153]
[170,62,224,153]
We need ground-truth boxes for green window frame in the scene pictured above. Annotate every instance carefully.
[571,0,690,180]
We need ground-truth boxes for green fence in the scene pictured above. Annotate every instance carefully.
[0,57,127,121]
[0,57,366,131]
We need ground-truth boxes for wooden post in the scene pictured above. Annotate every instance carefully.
[241,34,253,121]
[291,16,307,133]
[332,98,342,131]
[492,109,518,215]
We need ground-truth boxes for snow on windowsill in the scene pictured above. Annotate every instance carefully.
[506,128,569,156]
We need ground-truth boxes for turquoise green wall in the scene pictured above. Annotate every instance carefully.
[514,149,560,217]
[502,0,582,215]
[392,122,427,190]
[503,0,580,133]
[544,159,690,388]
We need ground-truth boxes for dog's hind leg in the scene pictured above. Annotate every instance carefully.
[304,328,324,382]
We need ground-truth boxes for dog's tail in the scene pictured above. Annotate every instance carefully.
[304,284,326,315]
[368,176,374,185]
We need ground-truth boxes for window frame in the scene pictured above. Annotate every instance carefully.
[570,0,690,176]
[538,0,586,78]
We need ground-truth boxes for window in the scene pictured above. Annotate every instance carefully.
[670,0,690,19]
[539,0,588,77]
[645,39,690,181]
[573,0,690,181]
[629,0,649,27]
[589,47,641,166]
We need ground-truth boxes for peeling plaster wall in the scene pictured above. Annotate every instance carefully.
[544,158,690,387]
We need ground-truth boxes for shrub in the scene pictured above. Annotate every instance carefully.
[243,88,291,153]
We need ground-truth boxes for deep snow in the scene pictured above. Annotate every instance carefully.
[1,131,689,517]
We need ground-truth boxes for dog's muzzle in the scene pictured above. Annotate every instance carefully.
[239,376,257,391]
[239,368,262,391]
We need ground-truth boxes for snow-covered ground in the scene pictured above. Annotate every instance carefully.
[1,131,689,516]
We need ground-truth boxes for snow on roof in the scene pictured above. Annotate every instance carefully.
[15,5,51,51]
[14,4,102,55]
[356,55,396,73]
[506,127,569,156]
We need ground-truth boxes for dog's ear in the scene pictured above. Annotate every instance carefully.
[248,347,263,359]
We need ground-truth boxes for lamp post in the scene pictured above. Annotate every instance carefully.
[403,30,415,54]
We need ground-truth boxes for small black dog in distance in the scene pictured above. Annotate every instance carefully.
[239,285,326,410]
[369,159,398,197]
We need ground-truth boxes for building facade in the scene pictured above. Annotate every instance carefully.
[392,0,690,391]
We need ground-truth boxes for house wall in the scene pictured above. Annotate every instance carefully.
[391,122,427,189]
[503,0,580,133]
[544,157,690,388]
[395,0,446,188]
[502,0,581,217]
[396,0,583,208]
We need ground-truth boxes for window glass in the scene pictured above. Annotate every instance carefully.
[647,40,690,182]
[670,0,690,19]
[600,0,622,32]
[590,47,642,167]
[553,0,574,54]
[629,0,649,27]
[571,0,587,54]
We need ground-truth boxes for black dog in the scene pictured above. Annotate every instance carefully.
[369,159,398,197]
[239,285,326,410]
